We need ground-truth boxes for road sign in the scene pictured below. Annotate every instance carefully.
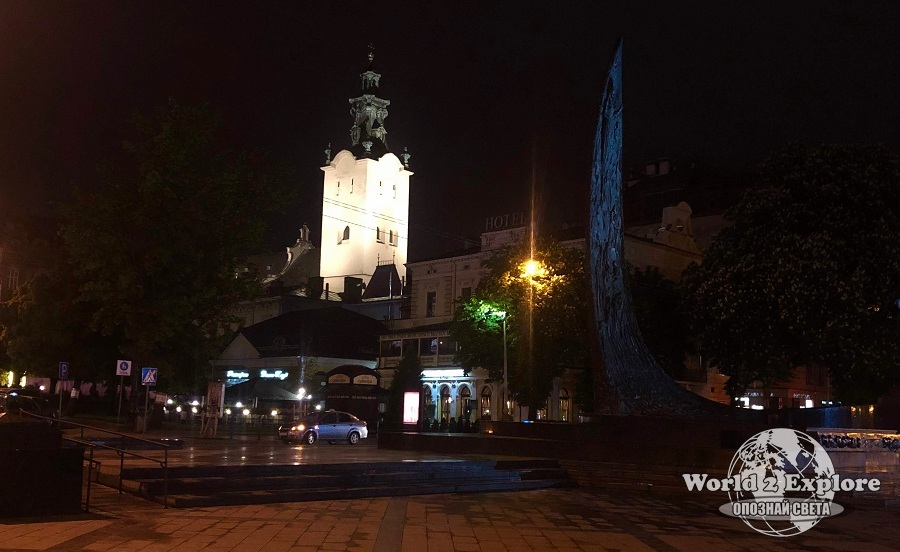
[59,362,69,380]
[116,360,132,377]
[141,367,158,386]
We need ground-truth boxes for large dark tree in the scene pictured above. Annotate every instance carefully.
[61,101,291,391]
[0,266,120,382]
[683,144,900,402]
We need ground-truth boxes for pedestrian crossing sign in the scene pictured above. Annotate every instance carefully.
[141,367,158,386]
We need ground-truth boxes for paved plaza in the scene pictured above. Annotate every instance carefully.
[1,429,898,551]
[2,483,899,552]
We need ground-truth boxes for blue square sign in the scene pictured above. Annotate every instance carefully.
[59,362,69,380]
[141,367,158,386]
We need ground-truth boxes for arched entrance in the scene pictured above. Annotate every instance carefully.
[422,384,435,426]
[456,385,473,423]
[439,385,451,422]
[480,386,492,420]
[559,388,570,422]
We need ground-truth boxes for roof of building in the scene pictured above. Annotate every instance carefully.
[361,264,403,300]
[239,307,385,360]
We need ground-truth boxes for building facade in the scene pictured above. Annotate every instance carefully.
[377,204,709,424]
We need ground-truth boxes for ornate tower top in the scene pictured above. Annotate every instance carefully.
[349,44,391,158]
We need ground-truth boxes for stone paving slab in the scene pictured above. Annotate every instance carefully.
[2,483,899,551]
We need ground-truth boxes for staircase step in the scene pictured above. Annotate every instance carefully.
[165,479,573,508]
[111,459,573,508]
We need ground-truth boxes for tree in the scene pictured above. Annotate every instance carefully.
[0,259,122,382]
[61,100,292,392]
[683,144,900,402]
[385,346,423,426]
[451,238,592,413]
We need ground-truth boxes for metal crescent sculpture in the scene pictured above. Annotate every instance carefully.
[589,41,731,416]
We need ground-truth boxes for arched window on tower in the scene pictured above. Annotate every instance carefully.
[388,230,393,245]
[376,227,384,243]
[340,225,350,243]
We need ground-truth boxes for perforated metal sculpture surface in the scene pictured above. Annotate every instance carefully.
[589,42,727,416]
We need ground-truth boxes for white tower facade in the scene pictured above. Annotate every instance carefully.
[319,49,412,295]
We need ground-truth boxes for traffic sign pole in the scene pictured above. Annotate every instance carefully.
[58,362,69,419]
[143,388,150,433]
[116,375,124,427]
[115,361,132,428]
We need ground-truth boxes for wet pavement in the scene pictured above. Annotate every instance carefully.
[0,425,898,551]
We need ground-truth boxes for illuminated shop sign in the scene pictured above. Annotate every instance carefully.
[260,370,289,380]
[226,370,250,379]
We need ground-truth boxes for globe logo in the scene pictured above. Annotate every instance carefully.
[726,428,836,537]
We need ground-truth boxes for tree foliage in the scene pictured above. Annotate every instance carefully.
[0,265,120,381]
[451,238,699,412]
[451,238,592,412]
[60,101,291,391]
[683,144,900,402]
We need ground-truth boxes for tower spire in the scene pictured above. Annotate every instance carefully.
[349,44,390,158]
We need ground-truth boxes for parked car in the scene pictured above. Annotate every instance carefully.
[0,389,60,425]
[278,409,368,445]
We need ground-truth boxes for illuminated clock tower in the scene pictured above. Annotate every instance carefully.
[319,47,412,295]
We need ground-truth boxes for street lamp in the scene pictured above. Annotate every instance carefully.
[492,310,509,421]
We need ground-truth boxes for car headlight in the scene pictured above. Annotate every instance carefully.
[292,424,305,431]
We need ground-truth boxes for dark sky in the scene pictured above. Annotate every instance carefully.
[2,1,898,261]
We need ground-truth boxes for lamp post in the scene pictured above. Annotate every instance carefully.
[491,309,509,421]
[501,313,509,421]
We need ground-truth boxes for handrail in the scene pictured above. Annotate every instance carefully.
[18,412,170,509]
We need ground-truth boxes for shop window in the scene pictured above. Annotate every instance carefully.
[380,340,401,357]
[559,388,570,422]
[458,386,472,421]
[438,338,455,355]
[440,386,451,422]
[402,338,419,356]
[480,386,492,419]
[420,338,438,356]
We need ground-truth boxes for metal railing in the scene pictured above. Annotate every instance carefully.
[20,412,171,511]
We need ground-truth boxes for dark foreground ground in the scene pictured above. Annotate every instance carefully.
[1,426,897,551]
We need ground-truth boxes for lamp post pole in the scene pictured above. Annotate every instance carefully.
[501,315,508,421]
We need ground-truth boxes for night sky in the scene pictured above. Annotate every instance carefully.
[2,1,898,261]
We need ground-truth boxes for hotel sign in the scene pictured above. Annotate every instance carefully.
[485,212,525,231]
